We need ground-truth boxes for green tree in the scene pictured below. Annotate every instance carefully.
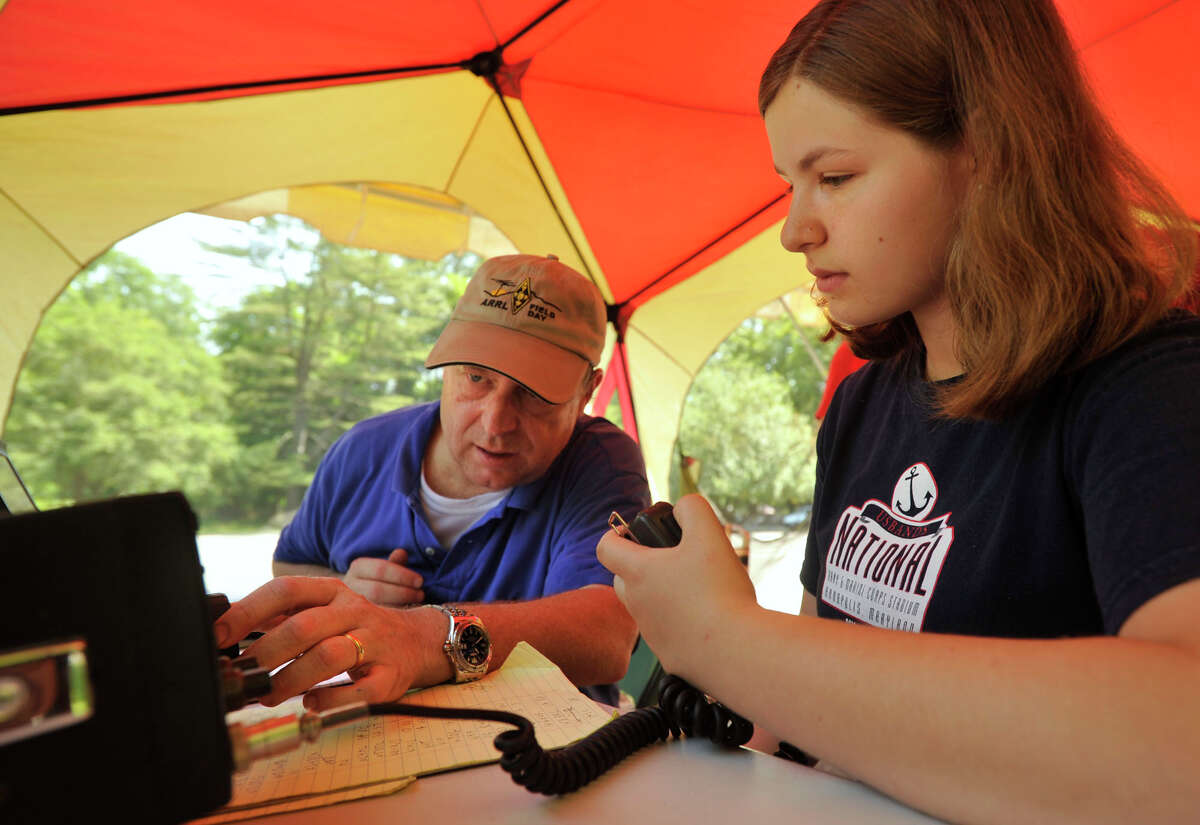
[207,216,469,522]
[677,356,818,524]
[674,305,836,524]
[715,312,840,415]
[4,252,237,515]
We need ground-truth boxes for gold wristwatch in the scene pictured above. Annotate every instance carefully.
[433,605,491,683]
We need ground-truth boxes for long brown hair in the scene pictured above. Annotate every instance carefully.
[759,0,1197,418]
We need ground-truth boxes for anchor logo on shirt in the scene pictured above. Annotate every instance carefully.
[891,463,937,521]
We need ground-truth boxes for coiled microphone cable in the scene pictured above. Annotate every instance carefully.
[237,672,793,796]
[363,502,814,793]
[368,672,756,795]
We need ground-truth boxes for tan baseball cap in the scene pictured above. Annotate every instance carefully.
[424,254,607,404]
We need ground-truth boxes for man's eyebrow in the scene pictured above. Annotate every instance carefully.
[775,147,853,176]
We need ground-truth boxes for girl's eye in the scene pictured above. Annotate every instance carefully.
[821,174,853,188]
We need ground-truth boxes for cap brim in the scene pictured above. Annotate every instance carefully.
[425,319,590,404]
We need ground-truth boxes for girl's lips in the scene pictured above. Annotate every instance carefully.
[812,271,848,292]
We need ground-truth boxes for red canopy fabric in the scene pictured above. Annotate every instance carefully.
[1,0,1196,495]
[3,0,1196,317]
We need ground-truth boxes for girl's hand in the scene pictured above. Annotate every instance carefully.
[597,494,758,677]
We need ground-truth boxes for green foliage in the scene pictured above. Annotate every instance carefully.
[4,217,474,527]
[714,314,840,413]
[205,216,470,522]
[5,253,237,515]
[676,313,835,524]
[5,213,835,535]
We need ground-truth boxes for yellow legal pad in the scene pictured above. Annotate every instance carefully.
[190,642,616,823]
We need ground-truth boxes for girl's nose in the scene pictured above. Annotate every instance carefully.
[780,198,826,253]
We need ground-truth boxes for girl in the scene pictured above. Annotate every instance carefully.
[598,2,1200,823]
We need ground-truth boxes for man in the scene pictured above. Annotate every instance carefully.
[215,254,649,710]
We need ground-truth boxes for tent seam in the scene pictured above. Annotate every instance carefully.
[623,321,695,377]
[1078,0,1183,51]
[624,191,788,306]
[489,82,600,287]
[444,93,494,195]
[520,75,762,119]
[0,188,81,268]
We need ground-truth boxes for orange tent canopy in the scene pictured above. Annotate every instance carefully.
[1,0,1196,494]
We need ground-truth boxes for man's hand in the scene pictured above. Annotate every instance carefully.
[214,576,450,711]
[343,548,425,606]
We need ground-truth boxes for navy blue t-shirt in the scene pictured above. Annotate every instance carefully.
[802,314,1200,638]
[276,401,651,703]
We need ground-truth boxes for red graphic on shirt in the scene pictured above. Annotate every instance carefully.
[820,464,953,631]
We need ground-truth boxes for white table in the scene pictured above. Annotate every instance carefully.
[250,737,948,825]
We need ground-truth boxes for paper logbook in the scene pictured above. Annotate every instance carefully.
[189,641,615,823]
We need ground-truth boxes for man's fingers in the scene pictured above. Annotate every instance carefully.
[348,556,423,589]
[344,557,424,606]
[302,682,370,712]
[388,547,409,565]
[216,576,344,648]
[255,633,360,706]
[357,581,424,607]
[302,682,369,712]
[378,562,422,589]
[302,667,403,711]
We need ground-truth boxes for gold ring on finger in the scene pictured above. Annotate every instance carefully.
[344,632,366,669]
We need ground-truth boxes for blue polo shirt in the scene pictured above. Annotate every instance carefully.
[275,402,651,703]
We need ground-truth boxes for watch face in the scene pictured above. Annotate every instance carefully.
[459,625,490,667]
